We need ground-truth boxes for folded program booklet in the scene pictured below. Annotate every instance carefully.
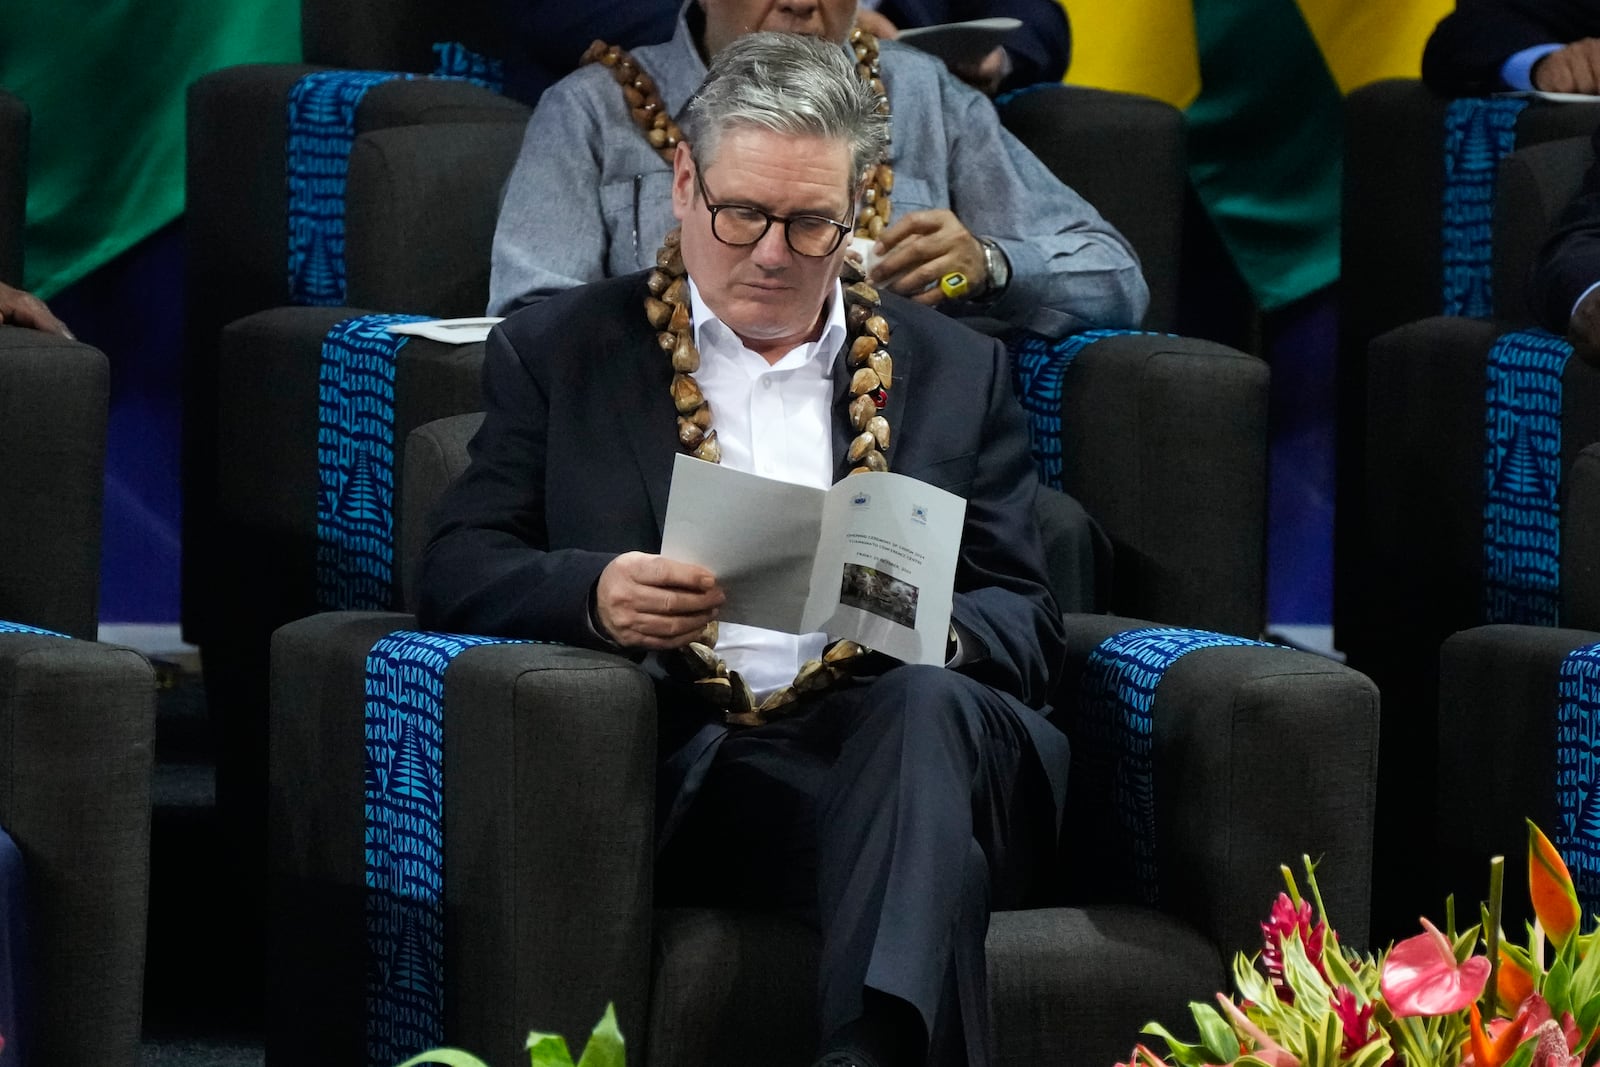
[659,454,967,665]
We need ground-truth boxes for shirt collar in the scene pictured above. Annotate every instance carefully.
[687,276,846,377]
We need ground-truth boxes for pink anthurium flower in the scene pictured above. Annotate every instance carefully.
[1380,917,1491,1017]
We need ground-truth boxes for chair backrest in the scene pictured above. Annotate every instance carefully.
[0,88,28,288]
[1565,441,1600,632]
[300,0,508,71]
[0,331,108,638]
[1493,135,1595,328]
[998,85,1185,332]
[399,412,1098,619]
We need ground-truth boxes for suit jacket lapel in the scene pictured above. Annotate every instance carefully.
[616,285,679,538]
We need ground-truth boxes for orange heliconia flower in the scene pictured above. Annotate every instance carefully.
[1528,821,1582,947]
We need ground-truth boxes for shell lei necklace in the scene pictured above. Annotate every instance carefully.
[645,228,895,726]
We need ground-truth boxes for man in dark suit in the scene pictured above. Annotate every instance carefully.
[1422,0,1600,96]
[418,29,1068,1067]
[1532,123,1600,348]
[855,0,1070,95]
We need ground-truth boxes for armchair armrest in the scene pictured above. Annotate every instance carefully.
[1053,614,1379,954]
[0,635,154,1067]
[1060,335,1268,637]
[270,610,657,1067]
[0,329,107,640]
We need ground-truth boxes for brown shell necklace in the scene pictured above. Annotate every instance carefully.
[586,26,900,726]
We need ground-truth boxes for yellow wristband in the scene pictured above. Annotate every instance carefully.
[938,271,970,301]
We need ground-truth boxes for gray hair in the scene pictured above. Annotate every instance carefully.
[681,31,890,187]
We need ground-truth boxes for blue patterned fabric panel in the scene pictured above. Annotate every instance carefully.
[0,828,25,1067]
[1441,97,1528,318]
[286,70,415,306]
[1483,328,1573,626]
[1557,642,1600,916]
[1080,626,1268,905]
[1009,329,1152,490]
[364,629,523,1067]
[431,41,504,93]
[316,314,430,613]
[0,621,66,637]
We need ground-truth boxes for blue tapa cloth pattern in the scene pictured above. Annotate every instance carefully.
[1557,642,1600,916]
[431,42,504,93]
[1441,97,1528,318]
[1009,329,1152,490]
[0,621,66,637]
[1080,626,1268,905]
[316,314,430,612]
[1483,328,1573,626]
[0,828,25,1067]
[364,629,524,1067]
[287,70,416,306]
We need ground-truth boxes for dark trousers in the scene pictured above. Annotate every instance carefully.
[655,664,1068,1067]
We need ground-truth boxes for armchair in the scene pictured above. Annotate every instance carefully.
[267,353,1366,1067]
[0,329,155,1067]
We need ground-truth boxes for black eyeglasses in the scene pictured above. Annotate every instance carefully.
[694,168,853,258]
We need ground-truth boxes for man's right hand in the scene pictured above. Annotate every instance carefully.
[1572,287,1600,352]
[1533,39,1600,95]
[595,551,725,649]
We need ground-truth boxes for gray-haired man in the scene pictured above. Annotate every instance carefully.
[423,33,1068,1066]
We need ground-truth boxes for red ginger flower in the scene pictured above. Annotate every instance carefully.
[1260,892,1327,1002]
[1331,986,1377,1057]
[1529,821,1582,948]
[1380,917,1490,1017]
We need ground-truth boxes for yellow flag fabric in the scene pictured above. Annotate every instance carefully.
[1060,0,1200,109]
[1294,0,1453,93]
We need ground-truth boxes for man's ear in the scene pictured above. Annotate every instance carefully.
[671,140,696,223]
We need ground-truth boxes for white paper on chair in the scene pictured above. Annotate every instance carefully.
[386,316,504,344]
[895,18,1022,67]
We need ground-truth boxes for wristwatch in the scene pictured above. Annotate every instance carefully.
[977,236,1011,300]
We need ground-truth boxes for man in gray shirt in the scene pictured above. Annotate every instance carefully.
[487,0,1148,339]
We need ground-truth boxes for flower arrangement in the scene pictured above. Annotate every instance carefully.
[1120,822,1600,1067]
[395,1003,624,1067]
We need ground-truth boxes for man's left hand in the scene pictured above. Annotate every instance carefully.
[870,210,987,307]
[949,46,1013,96]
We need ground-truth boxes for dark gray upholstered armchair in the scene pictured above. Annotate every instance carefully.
[267,409,1378,1067]
[1338,83,1600,693]
[0,329,156,1067]
[1350,133,1600,932]
[1436,441,1600,922]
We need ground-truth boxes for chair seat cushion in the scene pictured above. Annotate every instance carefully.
[646,904,1223,1067]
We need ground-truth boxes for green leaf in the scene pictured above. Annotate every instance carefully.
[574,1004,626,1067]
[395,1050,495,1067]
[1141,1022,1212,1067]
[1189,1002,1238,1063]
[1233,953,1276,1007]
[1549,954,1576,1016]
[525,1032,574,1067]
[1501,1035,1539,1067]
[1348,1036,1394,1067]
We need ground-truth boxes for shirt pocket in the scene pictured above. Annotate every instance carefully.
[882,174,937,219]
[600,171,676,274]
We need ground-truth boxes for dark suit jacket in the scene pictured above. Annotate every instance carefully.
[416,270,1067,829]
[1531,123,1600,332]
[1422,0,1600,97]
[876,0,1071,91]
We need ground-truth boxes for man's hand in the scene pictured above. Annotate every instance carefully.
[0,282,73,338]
[949,46,1013,97]
[595,551,725,650]
[853,8,898,39]
[1533,38,1600,95]
[1571,287,1600,352]
[869,210,987,306]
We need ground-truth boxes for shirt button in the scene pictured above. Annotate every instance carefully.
[762,378,773,390]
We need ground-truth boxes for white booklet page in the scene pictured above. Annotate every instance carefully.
[659,454,967,665]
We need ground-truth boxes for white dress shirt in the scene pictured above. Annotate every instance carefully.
[686,278,846,697]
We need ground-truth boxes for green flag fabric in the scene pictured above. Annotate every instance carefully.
[3,0,300,298]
